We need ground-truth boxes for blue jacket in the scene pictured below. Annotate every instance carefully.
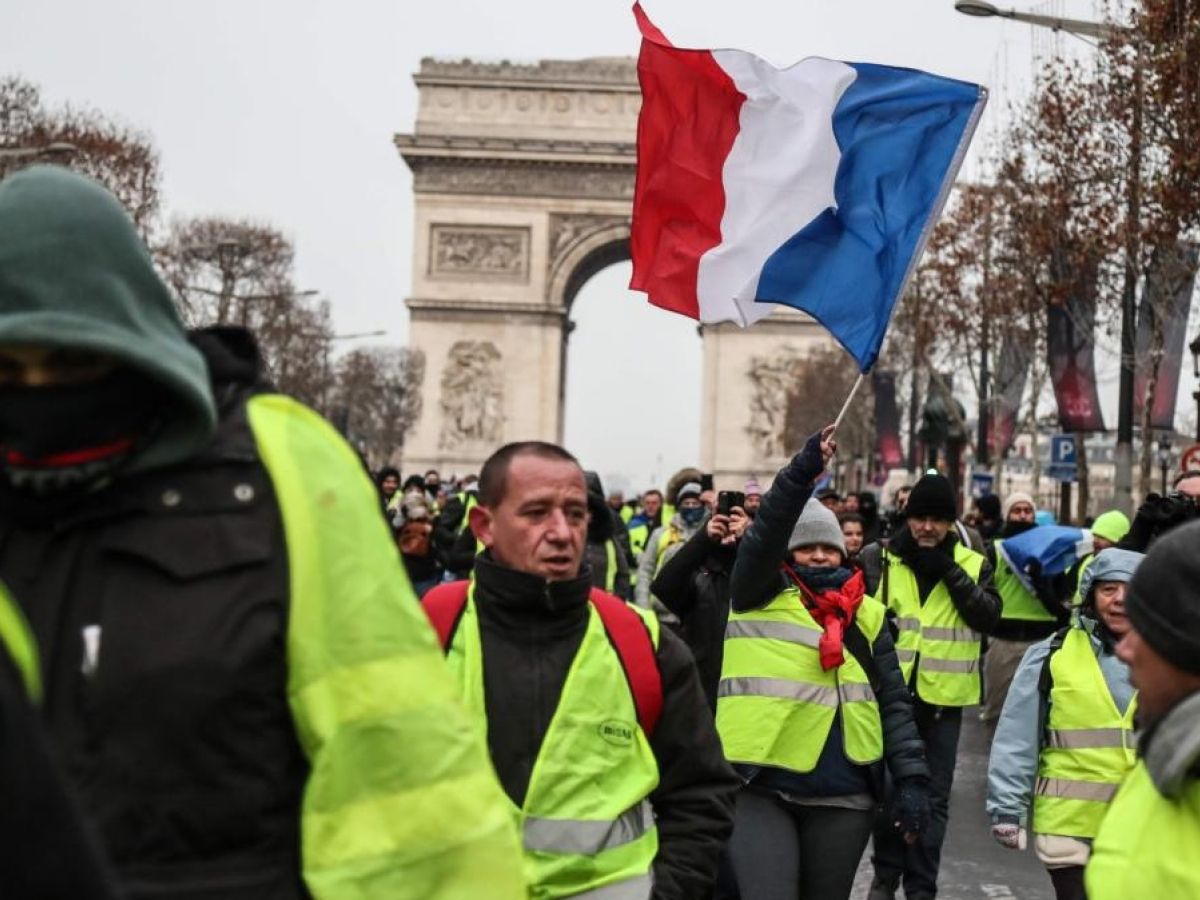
[986,617,1134,826]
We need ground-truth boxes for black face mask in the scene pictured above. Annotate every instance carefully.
[0,368,164,463]
[1002,520,1037,539]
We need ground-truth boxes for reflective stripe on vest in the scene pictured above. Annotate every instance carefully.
[1033,626,1138,839]
[604,539,618,594]
[716,588,885,773]
[0,583,40,703]
[1085,761,1200,900]
[447,585,660,897]
[879,543,985,707]
[523,799,653,856]
[993,540,1056,623]
[1035,776,1119,803]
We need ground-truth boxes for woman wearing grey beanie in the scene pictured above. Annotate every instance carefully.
[716,427,930,900]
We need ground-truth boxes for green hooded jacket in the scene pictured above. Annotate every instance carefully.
[0,165,215,472]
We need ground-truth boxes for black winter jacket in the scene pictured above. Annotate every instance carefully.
[650,525,736,709]
[434,494,477,578]
[0,647,118,899]
[858,529,1002,636]
[729,443,930,796]
[471,554,739,900]
[585,488,632,600]
[0,332,311,898]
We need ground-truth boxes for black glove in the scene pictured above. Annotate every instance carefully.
[893,778,931,836]
[910,547,955,581]
[793,430,826,483]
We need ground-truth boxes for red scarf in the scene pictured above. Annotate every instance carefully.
[782,565,866,671]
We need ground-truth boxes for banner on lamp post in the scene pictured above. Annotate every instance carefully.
[872,370,905,470]
[1047,250,1106,433]
[988,338,1030,458]
[1133,242,1200,431]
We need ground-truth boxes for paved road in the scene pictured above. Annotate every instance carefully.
[850,709,1054,900]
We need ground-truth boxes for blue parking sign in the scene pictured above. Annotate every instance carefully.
[1049,434,1078,482]
[1051,435,1077,464]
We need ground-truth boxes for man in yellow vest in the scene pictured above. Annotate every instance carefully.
[981,492,1070,738]
[0,167,525,898]
[627,488,667,575]
[443,441,738,898]
[1086,521,1200,899]
[986,548,1142,900]
[860,473,1001,900]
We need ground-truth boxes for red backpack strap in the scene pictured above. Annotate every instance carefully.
[588,588,663,738]
[421,581,471,651]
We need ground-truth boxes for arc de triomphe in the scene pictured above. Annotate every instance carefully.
[395,57,832,485]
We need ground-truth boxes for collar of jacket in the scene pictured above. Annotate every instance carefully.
[1141,690,1200,798]
[472,553,594,628]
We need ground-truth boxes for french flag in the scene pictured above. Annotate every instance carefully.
[629,4,987,371]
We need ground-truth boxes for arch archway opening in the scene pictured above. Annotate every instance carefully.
[561,254,701,499]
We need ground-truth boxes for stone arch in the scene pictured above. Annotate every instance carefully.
[546,217,630,311]
[395,57,830,483]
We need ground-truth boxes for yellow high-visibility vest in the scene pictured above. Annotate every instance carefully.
[717,588,885,773]
[446,584,661,899]
[878,543,985,707]
[1086,761,1200,899]
[993,540,1056,623]
[1033,627,1137,838]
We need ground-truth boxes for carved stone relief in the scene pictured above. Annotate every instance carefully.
[438,340,505,451]
[429,225,529,281]
[416,56,638,86]
[411,160,635,201]
[548,213,629,262]
[745,347,808,460]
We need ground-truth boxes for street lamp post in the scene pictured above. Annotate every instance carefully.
[1157,438,1171,495]
[953,1,1116,39]
[954,1,1139,512]
[1189,332,1200,443]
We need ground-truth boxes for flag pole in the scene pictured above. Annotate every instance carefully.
[832,373,865,432]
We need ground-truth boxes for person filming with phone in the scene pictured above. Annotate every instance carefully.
[652,487,752,709]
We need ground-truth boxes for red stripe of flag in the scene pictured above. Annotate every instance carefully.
[629,3,745,319]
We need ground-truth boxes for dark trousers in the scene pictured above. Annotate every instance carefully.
[872,699,963,899]
[728,786,874,900]
[1048,865,1087,900]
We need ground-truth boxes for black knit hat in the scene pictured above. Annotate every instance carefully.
[904,474,957,522]
[1125,520,1200,676]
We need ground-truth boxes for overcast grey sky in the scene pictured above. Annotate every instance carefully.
[4,0,1132,488]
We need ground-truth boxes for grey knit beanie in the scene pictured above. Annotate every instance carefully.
[788,498,846,555]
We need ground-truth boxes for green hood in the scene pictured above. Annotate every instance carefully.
[0,166,216,472]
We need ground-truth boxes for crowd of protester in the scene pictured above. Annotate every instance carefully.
[1,168,1197,900]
